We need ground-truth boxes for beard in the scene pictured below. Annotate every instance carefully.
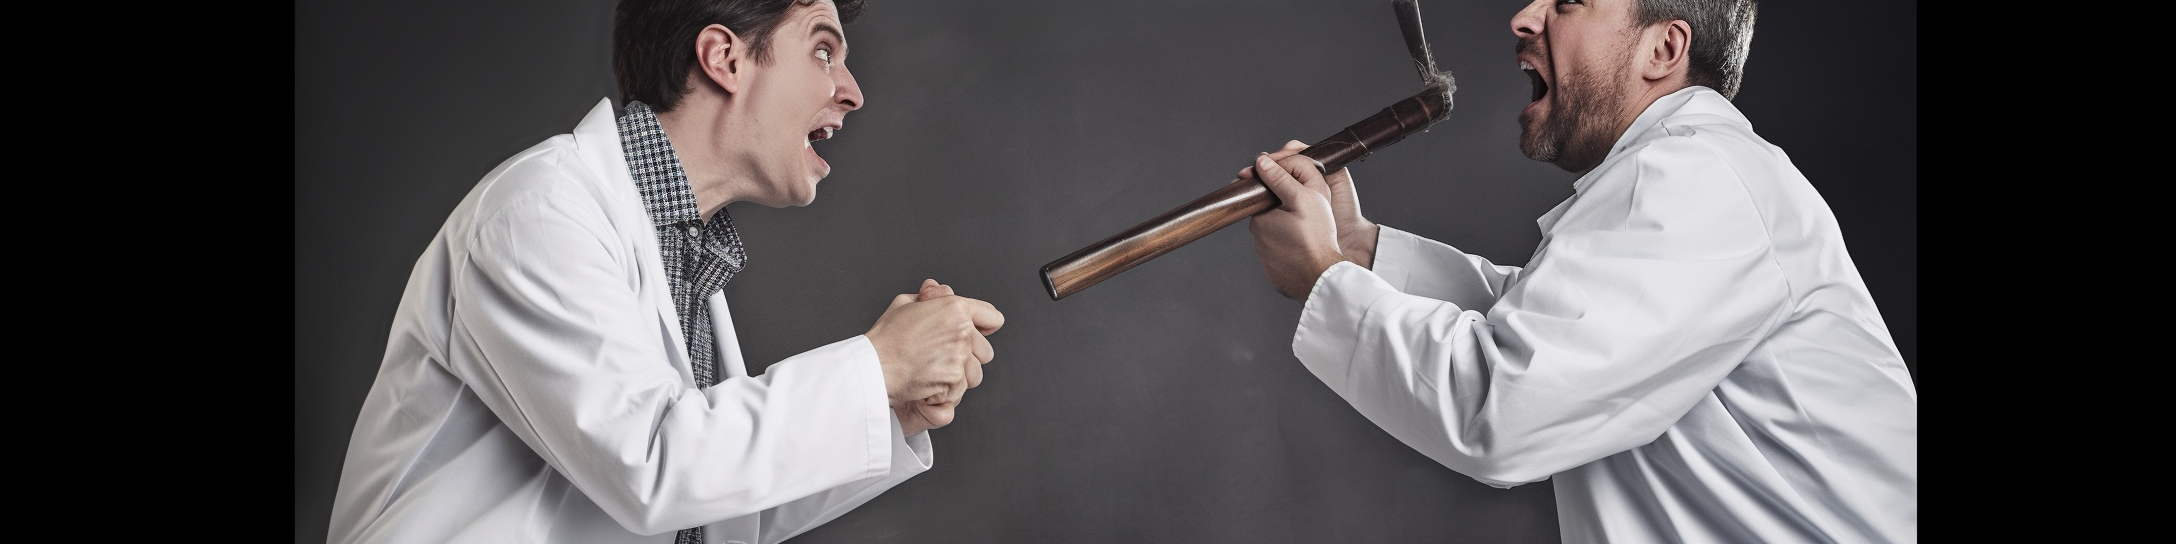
[1518,40,1634,171]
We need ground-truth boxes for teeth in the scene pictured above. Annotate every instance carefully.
[1520,60,1534,72]
[823,127,835,139]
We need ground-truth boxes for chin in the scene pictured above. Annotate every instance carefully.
[784,186,819,208]
[748,189,817,209]
[1517,124,1557,163]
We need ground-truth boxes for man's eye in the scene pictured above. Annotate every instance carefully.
[815,49,833,66]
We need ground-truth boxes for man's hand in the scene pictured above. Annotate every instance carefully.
[867,279,1004,435]
[1247,152,1347,303]
[1239,140,1379,268]
[896,280,965,435]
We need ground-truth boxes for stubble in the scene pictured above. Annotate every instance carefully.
[1517,37,1634,172]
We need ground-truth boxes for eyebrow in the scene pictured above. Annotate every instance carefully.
[811,22,847,58]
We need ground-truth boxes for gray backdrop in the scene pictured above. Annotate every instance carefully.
[295,1,1916,542]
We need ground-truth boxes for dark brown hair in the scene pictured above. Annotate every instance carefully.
[614,0,867,112]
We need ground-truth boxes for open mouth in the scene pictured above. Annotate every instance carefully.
[806,126,835,144]
[1521,61,1548,104]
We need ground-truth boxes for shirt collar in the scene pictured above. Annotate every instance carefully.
[617,100,701,229]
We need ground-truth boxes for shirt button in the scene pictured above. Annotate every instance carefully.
[685,225,700,238]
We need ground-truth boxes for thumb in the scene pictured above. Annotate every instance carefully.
[1253,153,1307,213]
[917,279,954,301]
[962,297,1005,335]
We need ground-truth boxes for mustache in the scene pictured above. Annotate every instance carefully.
[1516,36,1542,58]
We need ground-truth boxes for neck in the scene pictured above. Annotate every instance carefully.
[1579,80,1692,172]
[1628,81,1691,123]
[654,98,751,222]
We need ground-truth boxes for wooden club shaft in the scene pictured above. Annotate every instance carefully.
[1040,85,1450,300]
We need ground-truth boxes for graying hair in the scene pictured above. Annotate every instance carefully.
[1634,0,1757,99]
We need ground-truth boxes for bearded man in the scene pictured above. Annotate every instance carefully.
[1243,1,1916,542]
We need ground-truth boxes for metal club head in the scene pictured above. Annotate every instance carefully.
[1392,0,1456,97]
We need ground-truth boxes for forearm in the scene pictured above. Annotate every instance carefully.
[456,332,897,534]
[1370,225,1518,311]
[1293,263,1578,486]
[1292,261,1773,488]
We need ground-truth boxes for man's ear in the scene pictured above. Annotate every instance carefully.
[1640,19,1692,82]
[692,24,746,95]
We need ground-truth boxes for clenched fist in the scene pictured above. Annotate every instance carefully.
[865,279,1004,435]
[1239,140,1379,269]
[1247,152,1348,302]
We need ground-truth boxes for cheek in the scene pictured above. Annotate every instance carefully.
[1554,28,1615,69]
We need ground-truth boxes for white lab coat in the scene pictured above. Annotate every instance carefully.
[327,99,932,544]
[1293,87,1915,543]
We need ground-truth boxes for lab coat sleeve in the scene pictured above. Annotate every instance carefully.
[448,190,901,535]
[1292,138,1790,488]
[753,414,934,543]
[1370,225,1522,312]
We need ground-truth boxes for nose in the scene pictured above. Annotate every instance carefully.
[832,64,863,112]
[1511,0,1546,40]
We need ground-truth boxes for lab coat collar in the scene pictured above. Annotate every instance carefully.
[1539,87,1747,234]
[571,98,631,186]
[1569,86,1745,195]
[571,98,703,386]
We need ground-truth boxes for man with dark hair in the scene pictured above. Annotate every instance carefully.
[326,1,1005,543]
[1244,0,1914,542]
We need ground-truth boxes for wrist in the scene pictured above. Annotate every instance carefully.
[868,335,910,402]
[1288,251,1345,303]
[1344,222,1380,269]
[1315,251,1346,280]
[892,403,926,436]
